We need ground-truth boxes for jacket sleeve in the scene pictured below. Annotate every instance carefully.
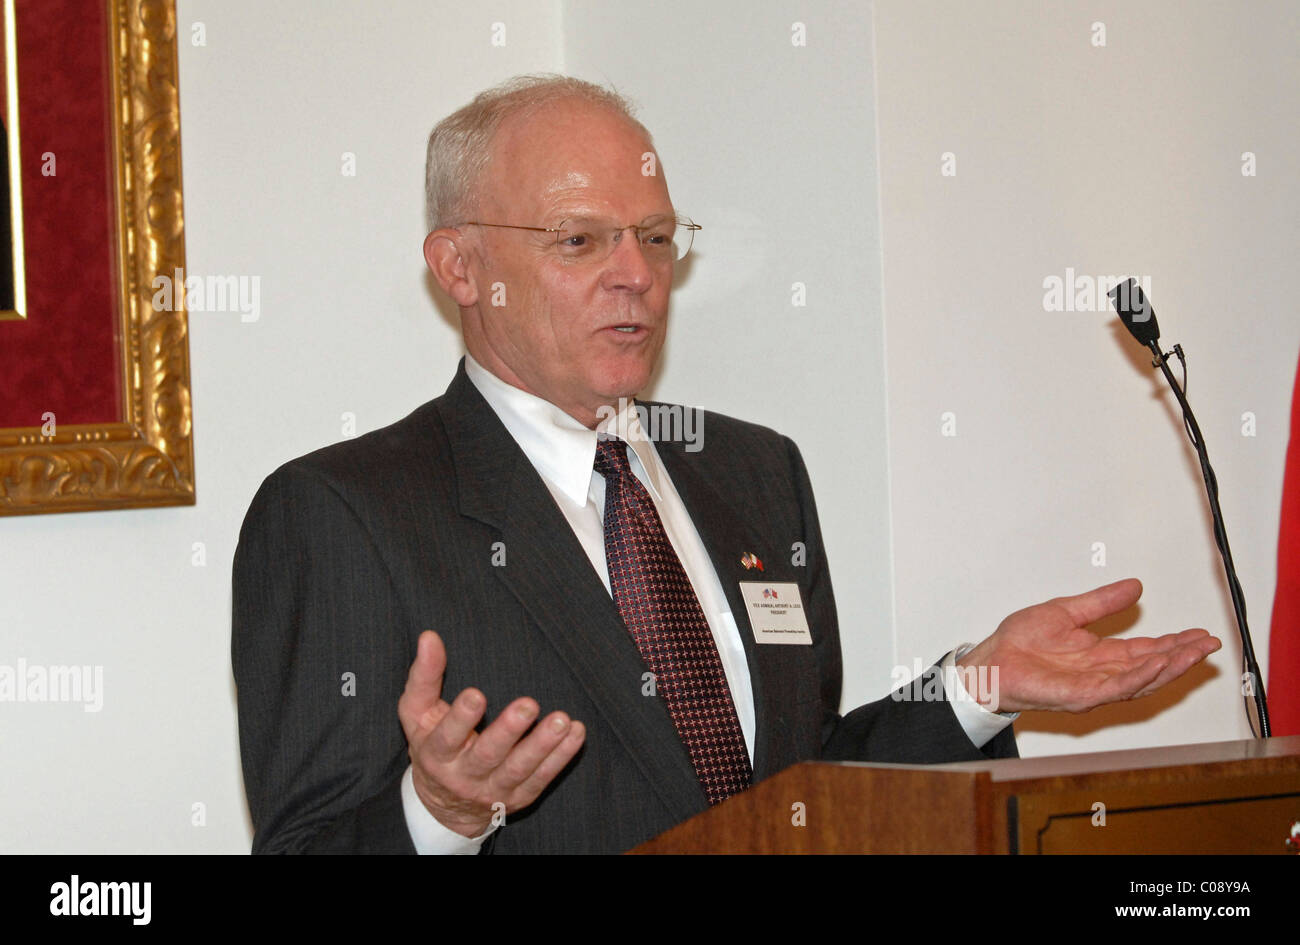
[822,671,1020,763]
[231,462,418,853]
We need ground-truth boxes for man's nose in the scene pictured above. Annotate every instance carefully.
[599,228,655,293]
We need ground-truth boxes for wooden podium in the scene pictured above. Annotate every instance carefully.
[631,735,1300,854]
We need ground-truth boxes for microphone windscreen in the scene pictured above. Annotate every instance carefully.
[1108,279,1161,345]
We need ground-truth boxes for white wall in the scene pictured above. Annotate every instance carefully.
[873,0,1299,753]
[1,0,1294,852]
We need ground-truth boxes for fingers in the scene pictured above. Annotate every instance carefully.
[458,697,540,777]
[1078,632,1222,709]
[1112,652,1169,697]
[422,687,490,763]
[398,631,449,739]
[405,693,585,834]
[475,711,583,793]
[406,631,448,706]
[1076,652,1170,711]
[1130,634,1222,699]
[511,720,586,800]
[1053,578,1143,628]
[1108,626,1213,658]
[459,705,584,797]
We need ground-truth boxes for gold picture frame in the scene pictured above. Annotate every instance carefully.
[0,0,193,516]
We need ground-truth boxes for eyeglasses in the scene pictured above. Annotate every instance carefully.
[457,214,700,264]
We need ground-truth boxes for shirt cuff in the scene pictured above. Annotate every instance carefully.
[942,645,1019,749]
[400,765,496,854]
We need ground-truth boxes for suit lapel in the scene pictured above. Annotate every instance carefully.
[436,364,706,822]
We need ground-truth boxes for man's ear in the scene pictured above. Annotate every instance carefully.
[424,228,478,307]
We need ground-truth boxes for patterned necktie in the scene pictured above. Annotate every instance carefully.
[593,436,752,805]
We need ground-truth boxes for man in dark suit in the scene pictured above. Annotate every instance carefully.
[232,76,1220,854]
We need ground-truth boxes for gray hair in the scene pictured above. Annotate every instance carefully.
[424,74,653,232]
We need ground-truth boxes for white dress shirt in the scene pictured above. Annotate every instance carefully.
[401,354,1014,853]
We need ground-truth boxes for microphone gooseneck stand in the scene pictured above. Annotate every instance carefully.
[1109,279,1270,738]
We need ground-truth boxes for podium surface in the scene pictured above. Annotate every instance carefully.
[631,735,1300,854]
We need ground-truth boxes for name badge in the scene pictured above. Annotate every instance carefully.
[738,582,812,645]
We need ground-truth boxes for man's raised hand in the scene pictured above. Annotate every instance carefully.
[956,578,1222,714]
[398,630,586,838]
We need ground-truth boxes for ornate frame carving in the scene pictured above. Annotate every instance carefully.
[0,0,193,515]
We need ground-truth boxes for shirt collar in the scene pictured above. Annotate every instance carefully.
[595,396,667,505]
[463,353,665,506]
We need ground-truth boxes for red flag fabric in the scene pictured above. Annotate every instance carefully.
[1268,350,1300,735]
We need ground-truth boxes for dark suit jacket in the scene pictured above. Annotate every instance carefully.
[232,359,1017,854]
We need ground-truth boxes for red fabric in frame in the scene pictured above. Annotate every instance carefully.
[1268,351,1300,736]
[0,0,120,428]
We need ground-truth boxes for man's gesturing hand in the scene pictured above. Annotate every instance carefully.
[398,630,586,838]
[956,578,1221,714]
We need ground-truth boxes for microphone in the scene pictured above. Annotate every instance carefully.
[1107,279,1161,347]
[1107,279,1270,738]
